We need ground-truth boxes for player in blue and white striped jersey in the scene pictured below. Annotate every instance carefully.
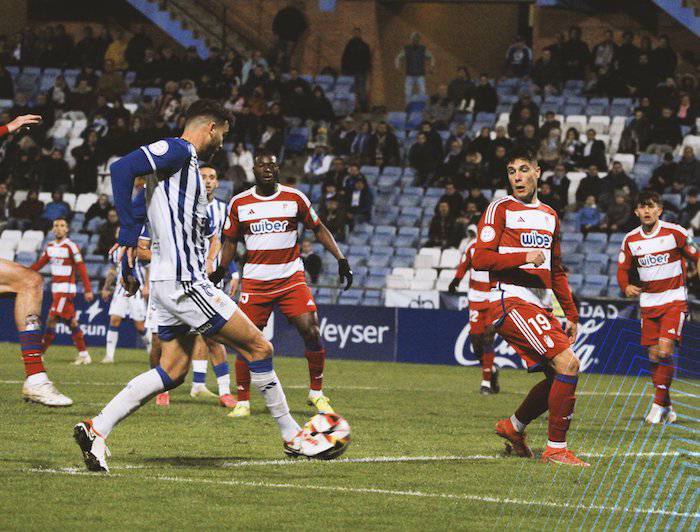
[100,236,150,363]
[74,100,309,472]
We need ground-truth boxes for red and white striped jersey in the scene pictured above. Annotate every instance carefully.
[473,195,578,322]
[31,238,92,296]
[223,185,321,294]
[618,221,698,317]
[453,239,492,309]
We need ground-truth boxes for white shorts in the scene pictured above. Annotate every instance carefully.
[150,278,238,341]
[109,290,147,322]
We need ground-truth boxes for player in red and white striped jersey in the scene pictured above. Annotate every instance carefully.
[212,152,353,417]
[449,235,500,394]
[617,191,699,424]
[31,218,94,365]
[473,147,587,467]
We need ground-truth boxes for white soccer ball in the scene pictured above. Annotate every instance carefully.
[298,413,351,460]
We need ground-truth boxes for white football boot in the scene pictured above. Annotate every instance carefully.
[645,403,666,424]
[74,421,110,472]
[22,380,73,407]
[72,352,92,365]
[665,405,677,424]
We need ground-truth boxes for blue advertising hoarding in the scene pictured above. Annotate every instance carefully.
[0,291,697,375]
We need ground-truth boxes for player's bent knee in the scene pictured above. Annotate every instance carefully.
[21,270,43,293]
[249,337,273,362]
[553,348,579,376]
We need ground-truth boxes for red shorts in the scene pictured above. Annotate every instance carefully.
[49,294,76,320]
[641,306,686,347]
[495,298,572,368]
[239,283,317,328]
[469,302,495,336]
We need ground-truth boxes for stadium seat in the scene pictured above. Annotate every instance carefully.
[386,274,410,289]
[390,256,413,268]
[372,235,394,248]
[74,193,97,213]
[365,275,386,289]
[661,193,682,210]
[23,230,44,242]
[394,235,416,248]
[562,233,584,244]
[387,112,406,130]
[588,115,610,134]
[395,247,417,259]
[0,248,14,261]
[410,278,435,291]
[375,225,397,236]
[417,247,441,268]
[609,233,626,246]
[439,249,460,269]
[1,229,22,243]
[15,251,36,266]
[367,255,391,268]
[347,234,370,246]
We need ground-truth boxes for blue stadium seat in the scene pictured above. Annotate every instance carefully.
[374,213,397,226]
[336,75,354,88]
[563,253,585,268]
[425,188,443,198]
[561,242,580,255]
[661,193,682,210]
[636,153,659,166]
[397,215,419,227]
[406,100,426,114]
[143,87,162,98]
[406,112,423,129]
[612,97,633,107]
[563,104,583,116]
[585,232,608,245]
[365,275,386,289]
[562,233,584,244]
[353,266,369,278]
[354,223,373,235]
[349,245,370,257]
[605,243,620,256]
[403,186,424,196]
[586,104,606,116]
[395,247,417,258]
[382,166,403,177]
[540,103,561,115]
[609,233,626,245]
[375,225,397,236]
[567,273,583,288]
[372,235,394,248]
[610,104,631,117]
[390,256,413,268]
[347,254,366,267]
[284,127,310,152]
[367,255,391,268]
[401,207,422,218]
[475,112,496,125]
[316,295,335,305]
[360,165,380,176]
[397,196,420,208]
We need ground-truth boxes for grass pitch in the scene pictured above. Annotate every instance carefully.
[0,342,698,531]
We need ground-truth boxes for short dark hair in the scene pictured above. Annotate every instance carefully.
[637,190,661,207]
[184,99,229,126]
[506,146,537,166]
[53,217,68,224]
[254,150,278,164]
[199,164,218,175]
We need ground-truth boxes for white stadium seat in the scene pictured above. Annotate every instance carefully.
[74,193,97,213]
[391,267,414,280]
[588,115,610,134]
[564,115,587,132]
[435,279,451,292]
[69,119,88,139]
[416,247,441,268]
[1,229,22,243]
[438,268,457,281]
[410,278,435,291]
[12,190,28,204]
[16,239,40,253]
[493,189,508,200]
[566,172,587,205]
[0,248,14,261]
[682,135,700,153]
[23,230,45,242]
[414,268,437,281]
[386,275,410,290]
[63,193,76,209]
[439,248,461,269]
[38,192,52,205]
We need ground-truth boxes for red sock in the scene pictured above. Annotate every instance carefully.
[19,329,46,377]
[71,326,87,352]
[481,350,495,382]
[514,378,551,426]
[652,359,674,407]
[305,349,326,391]
[235,357,251,401]
[548,374,578,443]
[42,327,56,351]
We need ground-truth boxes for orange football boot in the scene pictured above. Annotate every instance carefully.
[155,392,170,406]
[540,446,590,467]
[495,418,534,458]
[219,394,236,408]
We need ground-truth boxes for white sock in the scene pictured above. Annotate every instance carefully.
[250,369,300,441]
[546,440,567,449]
[510,414,526,433]
[105,330,118,360]
[217,374,231,396]
[25,372,49,386]
[92,368,166,437]
[192,359,208,387]
[143,332,153,353]
[308,389,323,399]
[79,350,90,358]
[481,380,491,388]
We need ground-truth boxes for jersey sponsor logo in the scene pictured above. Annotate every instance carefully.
[638,252,670,268]
[480,225,496,242]
[249,218,289,235]
[147,140,169,156]
[519,230,552,248]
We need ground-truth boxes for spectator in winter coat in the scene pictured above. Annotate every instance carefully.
[473,74,498,114]
[677,146,700,186]
[647,106,682,155]
[578,195,602,234]
[345,177,373,225]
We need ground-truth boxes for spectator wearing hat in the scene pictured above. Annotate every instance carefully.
[504,35,533,78]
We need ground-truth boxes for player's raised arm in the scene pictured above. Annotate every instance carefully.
[0,114,43,138]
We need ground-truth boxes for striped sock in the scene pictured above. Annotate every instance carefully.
[19,329,46,378]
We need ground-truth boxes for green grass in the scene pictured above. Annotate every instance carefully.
[0,342,698,531]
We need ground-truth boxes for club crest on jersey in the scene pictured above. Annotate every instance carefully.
[520,230,552,248]
[638,253,670,267]
[250,219,289,234]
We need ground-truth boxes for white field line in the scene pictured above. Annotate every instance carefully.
[1,379,696,398]
[92,451,696,471]
[21,467,699,519]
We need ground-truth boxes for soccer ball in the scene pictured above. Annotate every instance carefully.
[299,413,351,460]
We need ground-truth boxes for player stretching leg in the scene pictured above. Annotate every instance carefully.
[210,153,353,418]
[0,113,71,405]
[31,218,94,364]
[0,259,73,405]
[74,100,310,472]
[618,191,699,424]
[473,148,587,467]
[100,240,150,363]
[189,165,236,407]
[449,236,500,395]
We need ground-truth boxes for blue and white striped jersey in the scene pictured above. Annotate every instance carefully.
[206,197,228,270]
[139,138,215,282]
